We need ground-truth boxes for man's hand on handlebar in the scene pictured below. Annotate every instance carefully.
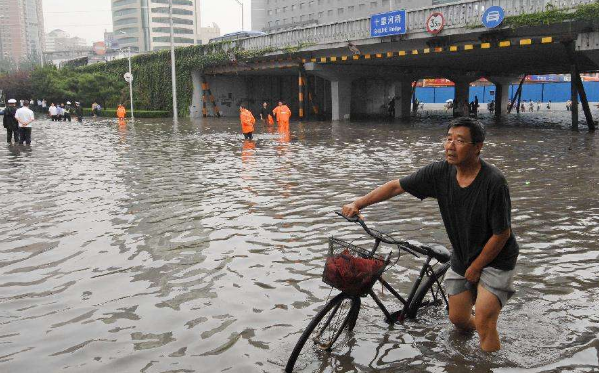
[341,202,360,218]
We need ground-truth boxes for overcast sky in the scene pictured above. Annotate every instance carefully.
[42,0,250,44]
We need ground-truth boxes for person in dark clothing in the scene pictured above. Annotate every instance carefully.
[259,102,271,125]
[388,97,396,118]
[3,99,20,144]
[64,102,72,121]
[74,102,83,123]
[342,117,518,353]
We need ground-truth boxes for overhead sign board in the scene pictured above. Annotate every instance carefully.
[426,12,445,34]
[482,6,505,28]
[370,10,407,38]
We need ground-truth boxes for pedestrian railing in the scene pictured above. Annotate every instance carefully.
[235,0,594,52]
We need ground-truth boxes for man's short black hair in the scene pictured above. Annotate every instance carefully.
[23,100,29,106]
[446,117,485,143]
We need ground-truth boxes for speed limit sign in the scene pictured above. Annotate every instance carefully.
[426,12,445,34]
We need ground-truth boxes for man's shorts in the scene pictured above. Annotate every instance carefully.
[445,266,516,308]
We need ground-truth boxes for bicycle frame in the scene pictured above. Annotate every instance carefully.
[335,212,449,323]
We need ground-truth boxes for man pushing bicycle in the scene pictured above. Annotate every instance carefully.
[342,117,519,352]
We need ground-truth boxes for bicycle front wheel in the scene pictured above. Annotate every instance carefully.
[406,262,450,319]
[285,293,361,373]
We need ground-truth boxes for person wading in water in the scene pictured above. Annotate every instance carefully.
[342,117,519,352]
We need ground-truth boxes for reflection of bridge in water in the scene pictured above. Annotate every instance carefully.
[192,0,599,130]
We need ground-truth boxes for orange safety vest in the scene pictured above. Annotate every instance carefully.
[117,106,126,118]
[240,109,255,133]
[278,105,291,124]
[272,106,281,122]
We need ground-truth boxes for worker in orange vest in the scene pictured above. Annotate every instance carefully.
[240,103,256,140]
[117,104,126,119]
[272,101,283,124]
[278,101,292,127]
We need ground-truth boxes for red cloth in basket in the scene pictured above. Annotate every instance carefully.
[323,249,385,296]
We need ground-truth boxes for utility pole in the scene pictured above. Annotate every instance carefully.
[169,0,178,119]
[127,47,134,119]
[233,0,244,31]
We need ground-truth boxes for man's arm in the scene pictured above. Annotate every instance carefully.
[342,180,405,217]
[464,228,511,283]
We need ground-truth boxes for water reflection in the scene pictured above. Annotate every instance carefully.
[0,112,597,373]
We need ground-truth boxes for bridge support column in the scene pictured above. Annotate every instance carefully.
[331,79,352,121]
[391,80,412,119]
[452,79,471,117]
[191,70,203,118]
[487,77,516,118]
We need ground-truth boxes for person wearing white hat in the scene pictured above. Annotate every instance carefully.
[15,100,35,145]
[64,101,73,122]
[2,99,19,144]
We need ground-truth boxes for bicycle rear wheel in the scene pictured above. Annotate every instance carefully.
[285,293,360,373]
[406,262,450,319]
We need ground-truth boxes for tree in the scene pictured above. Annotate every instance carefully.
[0,70,33,100]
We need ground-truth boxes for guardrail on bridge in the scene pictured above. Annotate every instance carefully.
[237,0,594,51]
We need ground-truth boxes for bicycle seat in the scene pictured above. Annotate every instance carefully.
[423,244,451,263]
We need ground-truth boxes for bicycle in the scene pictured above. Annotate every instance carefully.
[285,212,451,372]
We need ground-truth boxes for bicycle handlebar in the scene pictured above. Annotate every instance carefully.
[335,211,428,257]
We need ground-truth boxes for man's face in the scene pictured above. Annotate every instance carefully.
[263,103,267,108]
[278,102,282,106]
[443,126,483,165]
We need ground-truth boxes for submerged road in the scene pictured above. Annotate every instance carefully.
[0,111,598,372]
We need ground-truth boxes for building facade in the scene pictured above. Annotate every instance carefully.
[251,0,459,32]
[0,0,45,64]
[45,29,87,53]
[111,0,202,52]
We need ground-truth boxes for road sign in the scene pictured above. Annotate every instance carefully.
[124,72,133,83]
[370,10,407,38]
[426,12,445,34]
[482,6,505,28]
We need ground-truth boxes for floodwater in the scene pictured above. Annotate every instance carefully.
[1,110,598,373]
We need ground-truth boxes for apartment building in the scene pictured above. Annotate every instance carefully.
[252,0,459,32]
[111,0,202,52]
[45,29,87,53]
[0,0,45,63]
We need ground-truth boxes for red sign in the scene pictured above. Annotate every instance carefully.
[426,12,445,34]
[93,41,106,55]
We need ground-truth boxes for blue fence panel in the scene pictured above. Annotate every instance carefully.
[435,87,454,103]
[413,82,598,103]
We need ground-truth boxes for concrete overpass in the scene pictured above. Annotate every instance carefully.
[193,0,599,129]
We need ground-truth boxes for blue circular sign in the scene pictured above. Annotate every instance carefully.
[482,6,505,29]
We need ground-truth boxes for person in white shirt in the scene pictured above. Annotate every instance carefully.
[15,101,35,145]
[49,103,58,121]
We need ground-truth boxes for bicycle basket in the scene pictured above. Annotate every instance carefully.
[322,237,389,296]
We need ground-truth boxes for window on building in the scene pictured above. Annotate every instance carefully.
[318,11,324,17]
[338,7,344,15]
[348,5,354,12]
[318,0,323,4]
[299,2,304,9]
[309,13,314,19]
[282,6,287,12]
[382,0,390,7]
[359,3,366,10]
[300,15,306,21]
[370,1,377,8]
[327,9,333,16]
[309,0,314,6]
[268,10,272,15]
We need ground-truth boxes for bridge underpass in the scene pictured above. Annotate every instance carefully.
[193,1,599,130]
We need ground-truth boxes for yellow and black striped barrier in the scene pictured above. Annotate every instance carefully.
[301,36,555,64]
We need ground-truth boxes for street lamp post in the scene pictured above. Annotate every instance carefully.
[126,47,134,119]
[233,0,244,31]
[169,0,178,119]
[117,30,135,119]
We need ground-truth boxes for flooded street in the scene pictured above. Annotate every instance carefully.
[1,111,598,373]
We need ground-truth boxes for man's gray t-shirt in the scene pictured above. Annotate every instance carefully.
[400,159,519,275]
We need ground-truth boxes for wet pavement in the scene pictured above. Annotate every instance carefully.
[1,110,598,372]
